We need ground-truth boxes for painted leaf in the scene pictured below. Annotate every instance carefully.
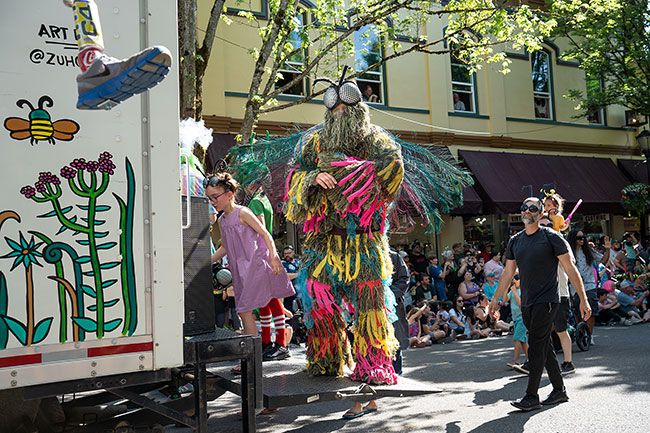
[76,239,90,246]
[95,231,109,238]
[75,256,91,264]
[80,204,112,212]
[0,273,8,349]
[81,284,97,298]
[102,279,117,289]
[71,317,97,332]
[32,317,53,344]
[83,270,95,277]
[100,262,120,270]
[96,242,117,250]
[82,218,105,226]
[1,315,27,345]
[104,318,123,332]
[56,225,68,235]
[87,305,97,312]
[104,298,120,308]
[38,206,72,219]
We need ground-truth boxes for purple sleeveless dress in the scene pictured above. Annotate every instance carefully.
[220,206,295,313]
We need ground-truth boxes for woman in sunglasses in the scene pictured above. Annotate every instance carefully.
[567,229,611,343]
[207,173,294,346]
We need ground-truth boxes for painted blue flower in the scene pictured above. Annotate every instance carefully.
[2,233,43,271]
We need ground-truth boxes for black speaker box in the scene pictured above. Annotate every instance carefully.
[182,196,216,336]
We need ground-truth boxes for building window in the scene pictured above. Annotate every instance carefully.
[586,75,605,125]
[450,48,475,113]
[531,50,553,119]
[354,24,383,104]
[276,12,307,96]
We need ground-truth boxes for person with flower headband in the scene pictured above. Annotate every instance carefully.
[540,188,569,232]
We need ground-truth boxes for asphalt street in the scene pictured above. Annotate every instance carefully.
[172,323,649,433]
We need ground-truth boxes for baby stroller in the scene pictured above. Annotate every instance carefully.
[552,295,590,352]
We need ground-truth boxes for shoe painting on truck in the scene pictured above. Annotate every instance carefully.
[1,1,182,390]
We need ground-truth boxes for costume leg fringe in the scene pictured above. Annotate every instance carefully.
[305,279,352,377]
[349,280,399,385]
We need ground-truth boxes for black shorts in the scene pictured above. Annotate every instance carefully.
[553,296,570,332]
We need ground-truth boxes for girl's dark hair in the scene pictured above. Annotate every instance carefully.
[568,229,594,264]
[478,293,488,304]
[206,172,239,193]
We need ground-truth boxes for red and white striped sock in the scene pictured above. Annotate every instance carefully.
[259,304,273,346]
[269,298,287,347]
[273,314,286,347]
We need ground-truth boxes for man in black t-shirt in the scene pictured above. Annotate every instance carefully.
[489,197,591,412]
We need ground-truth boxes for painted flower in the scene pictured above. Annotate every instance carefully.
[98,159,116,175]
[86,161,99,172]
[99,151,113,161]
[1,233,43,271]
[20,186,36,199]
[34,181,46,193]
[70,158,87,170]
[60,166,77,179]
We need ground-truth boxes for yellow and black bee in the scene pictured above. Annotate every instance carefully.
[4,95,80,145]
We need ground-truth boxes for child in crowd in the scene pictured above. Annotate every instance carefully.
[207,173,294,357]
[407,303,433,348]
[508,277,529,373]
[542,191,569,232]
[435,301,453,336]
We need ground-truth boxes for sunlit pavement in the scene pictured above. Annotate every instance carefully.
[167,323,649,433]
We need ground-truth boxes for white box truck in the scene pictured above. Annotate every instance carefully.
[0,2,260,432]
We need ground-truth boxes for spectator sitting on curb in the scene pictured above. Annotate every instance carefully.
[450,297,470,339]
[407,303,433,348]
[616,280,649,322]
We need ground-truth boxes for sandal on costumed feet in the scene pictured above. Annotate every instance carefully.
[362,404,378,414]
[342,409,366,420]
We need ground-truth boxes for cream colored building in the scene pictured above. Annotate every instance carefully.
[199,0,645,254]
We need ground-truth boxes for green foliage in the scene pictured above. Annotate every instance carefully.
[621,182,650,216]
[551,0,650,116]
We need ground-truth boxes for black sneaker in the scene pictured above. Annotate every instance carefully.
[263,343,290,361]
[511,394,542,412]
[560,361,576,375]
[513,361,530,375]
[541,388,569,405]
[261,343,275,362]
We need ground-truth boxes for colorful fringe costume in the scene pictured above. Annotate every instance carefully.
[283,126,404,384]
[226,76,473,384]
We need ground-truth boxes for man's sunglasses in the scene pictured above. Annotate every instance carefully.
[520,203,541,213]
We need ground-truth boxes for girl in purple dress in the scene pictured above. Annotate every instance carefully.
[207,173,294,337]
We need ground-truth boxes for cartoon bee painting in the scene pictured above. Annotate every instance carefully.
[4,95,80,145]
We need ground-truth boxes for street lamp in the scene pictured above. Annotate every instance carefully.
[638,129,650,184]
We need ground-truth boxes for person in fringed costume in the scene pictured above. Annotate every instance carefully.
[226,67,473,386]
[284,71,404,384]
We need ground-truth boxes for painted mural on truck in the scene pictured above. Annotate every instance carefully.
[0,144,138,347]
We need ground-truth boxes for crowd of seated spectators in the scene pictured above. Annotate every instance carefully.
[395,234,650,350]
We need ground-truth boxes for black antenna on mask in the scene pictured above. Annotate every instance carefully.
[338,65,350,86]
